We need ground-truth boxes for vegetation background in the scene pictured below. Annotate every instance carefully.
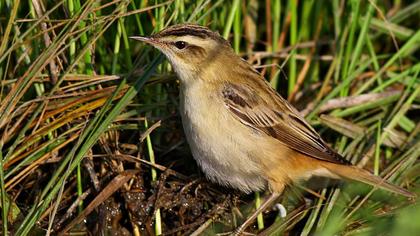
[0,0,419,235]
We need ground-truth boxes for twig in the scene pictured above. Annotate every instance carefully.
[59,170,139,235]
[301,90,401,116]
[140,120,162,143]
[91,154,189,180]
[55,188,92,229]
[31,0,59,83]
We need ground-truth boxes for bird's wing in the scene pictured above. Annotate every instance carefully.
[222,82,350,165]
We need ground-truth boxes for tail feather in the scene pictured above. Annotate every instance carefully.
[324,164,415,198]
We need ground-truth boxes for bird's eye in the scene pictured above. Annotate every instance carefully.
[174,41,187,49]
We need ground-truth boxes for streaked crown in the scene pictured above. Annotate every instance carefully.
[131,24,234,80]
[152,24,228,45]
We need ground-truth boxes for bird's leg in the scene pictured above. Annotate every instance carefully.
[233,192,282,235]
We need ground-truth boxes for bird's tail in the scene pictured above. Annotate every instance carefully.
[323,163,415,198]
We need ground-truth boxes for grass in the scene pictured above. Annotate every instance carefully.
[0,0,419,235]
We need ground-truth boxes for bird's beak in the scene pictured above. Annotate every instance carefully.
[129,36,158,46]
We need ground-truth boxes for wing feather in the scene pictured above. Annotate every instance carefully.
[222,83,350,165]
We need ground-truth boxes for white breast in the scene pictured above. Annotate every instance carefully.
[179,81,266,193]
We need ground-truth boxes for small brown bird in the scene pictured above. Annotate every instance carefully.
[131,24,414,233]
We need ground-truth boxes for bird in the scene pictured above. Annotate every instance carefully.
[130,24,414,234]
